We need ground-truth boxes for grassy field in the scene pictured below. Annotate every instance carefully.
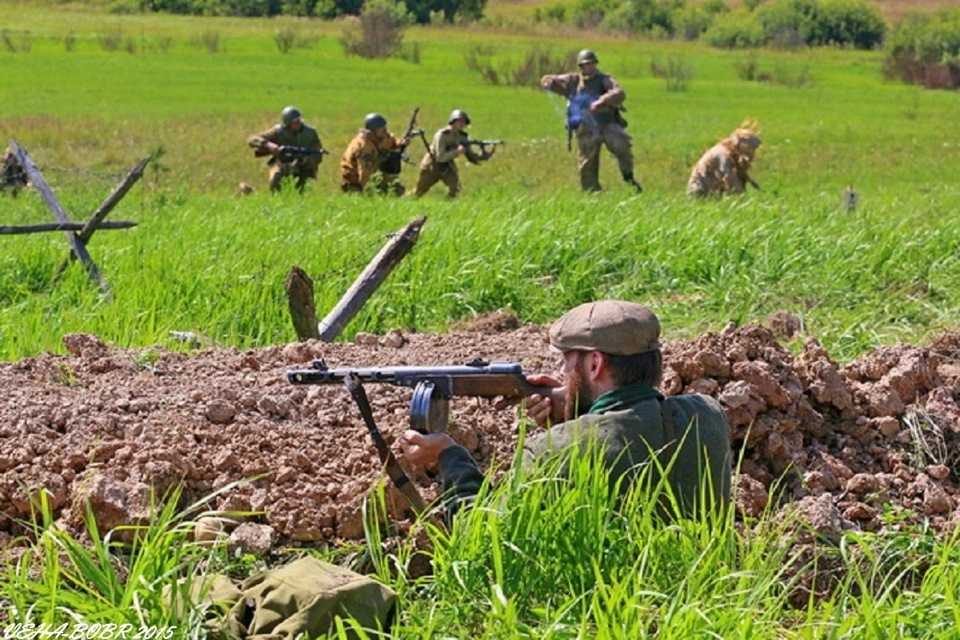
[5,442,960,638]
[2,3,960,638]
[0,1,958,364]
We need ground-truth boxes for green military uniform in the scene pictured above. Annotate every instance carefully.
[247,123,323,192]
[437,383,731,521]
[541,50,640,193]
[413,126,489,198]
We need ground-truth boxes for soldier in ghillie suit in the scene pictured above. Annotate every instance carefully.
[540,49,642,194]
[412,109,496,198]
[247,106,324,193]
[687,122,762,198]
[0,146,28,197]
[340,113,409,196]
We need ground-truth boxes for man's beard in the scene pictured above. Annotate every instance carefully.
[564,357,594,421]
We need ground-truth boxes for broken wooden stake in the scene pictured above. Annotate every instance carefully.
[285,266,320,341]
[285,215,426,342]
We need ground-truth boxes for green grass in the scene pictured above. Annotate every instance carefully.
[5,441,959,638]
[0,2,958,363]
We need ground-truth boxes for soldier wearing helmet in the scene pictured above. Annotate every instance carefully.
[412,108,496,198]
[340,113,409,195]
[687,121,762,197]
[247,106,324,193]
[541,49,642,194]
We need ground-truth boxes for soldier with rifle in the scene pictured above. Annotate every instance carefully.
[687,121,762,198]
[541,49,642,194]
[340,112,410,196]
[411,108,499,199]
[247,106,326,193]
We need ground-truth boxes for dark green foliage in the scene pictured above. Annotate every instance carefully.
[753,0,885,49]
[703,8,768,48]
[674,0,729,40]
[884,7,960,89]
[813,0,885,49]
[405,0,485,22]
[601,0,681,35]
[133,0,482,19]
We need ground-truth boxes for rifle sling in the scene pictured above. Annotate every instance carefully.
[344,374,427,515]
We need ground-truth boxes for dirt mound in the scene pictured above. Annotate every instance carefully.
[1,324,958,552]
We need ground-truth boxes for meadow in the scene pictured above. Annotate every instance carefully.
[1,3,960,638]
[2,2,958,363]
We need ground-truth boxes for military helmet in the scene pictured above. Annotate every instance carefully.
[577,49,599,66]
[364,113,388,130]
[281,106,302,126]
[448,109,471,125]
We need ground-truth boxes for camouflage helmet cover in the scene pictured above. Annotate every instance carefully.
[281,106,302,125]
[577,49,599,66]
[364,113,388,130]
[448,109,471,125]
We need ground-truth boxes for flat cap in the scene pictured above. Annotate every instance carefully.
[549,300,661,355]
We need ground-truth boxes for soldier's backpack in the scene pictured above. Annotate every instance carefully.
[197,556,397,639]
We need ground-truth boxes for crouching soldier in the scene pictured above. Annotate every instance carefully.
[687,122,762,198]
[412,109,496,198]
[247,106,324,193]
[340,113,409,196]
[0,146,28,197]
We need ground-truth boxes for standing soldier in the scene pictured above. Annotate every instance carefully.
[687,123,762,198]
[340,113,409,196]
[412,109,496,198]
[247,106,324,193]
[541,49,642,194]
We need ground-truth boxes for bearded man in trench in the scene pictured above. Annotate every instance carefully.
[402,300,732,521]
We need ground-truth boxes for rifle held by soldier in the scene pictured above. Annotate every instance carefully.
[253,145,329,163]
[381,107,423,174]
[287,358,552,434]
[461,139,505,156]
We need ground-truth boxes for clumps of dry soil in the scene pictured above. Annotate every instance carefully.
[0,322,958,555]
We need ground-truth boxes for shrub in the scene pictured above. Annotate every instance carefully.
[651,54,695,91]
[809,0,886,49]
[601,0,676,35]
[466,46,578,88]
[703,9,768,49]
[756,0,819,48]
[533,3,567,23]
[674,0,729,40]
[340,0,410,59]
[884,7,960,89]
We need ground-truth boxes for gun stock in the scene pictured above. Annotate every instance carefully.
[288,359,552,433]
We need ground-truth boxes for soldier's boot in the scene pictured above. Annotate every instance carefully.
[623,173,643,193]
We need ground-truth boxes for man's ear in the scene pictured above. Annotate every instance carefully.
[586,350,606,381]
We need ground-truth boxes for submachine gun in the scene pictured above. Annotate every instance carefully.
[380,107,426,174]
[254,145,329,163]
[287,357,552,515]
[461,139,505,157]
[287,357,552,434]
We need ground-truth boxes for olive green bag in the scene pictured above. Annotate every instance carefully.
[201,556,396,639]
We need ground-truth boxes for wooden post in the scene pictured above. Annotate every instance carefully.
[316,215,426,342]
[55,156,149,278]
[0,221,137,235]
[285,266,320,341]
[9,140,112,296]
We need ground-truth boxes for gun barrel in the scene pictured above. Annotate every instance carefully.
[287,361,550,398]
